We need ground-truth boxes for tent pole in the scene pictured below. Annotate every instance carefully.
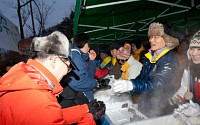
[73,0,83,36]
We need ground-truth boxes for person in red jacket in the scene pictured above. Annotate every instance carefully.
[0,31,105,125]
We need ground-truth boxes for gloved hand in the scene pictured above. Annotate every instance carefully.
[174,100,200,125]
[113,80,133,93]
[181,100,200,117]
[168,97,181,106]
[98,78,110,88]
[87,100,106,120]
[174,113,192,125]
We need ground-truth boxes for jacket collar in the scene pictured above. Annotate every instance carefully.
[27,59,63,95]
[71,47,89,61]
[145,48,170,63]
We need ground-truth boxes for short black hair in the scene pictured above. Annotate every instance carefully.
[73,32,91,48]
[109,42,121,50]
[132,40,141,49]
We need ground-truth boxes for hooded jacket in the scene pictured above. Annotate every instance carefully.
[0,59,95,125]
[67,47,97,101]
[130,48,179,117]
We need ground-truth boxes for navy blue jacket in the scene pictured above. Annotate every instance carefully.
[68,47,97,101]
[130,48,179,117]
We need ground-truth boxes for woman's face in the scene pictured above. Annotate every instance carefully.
[189,47,200,64]
[131,43,138,52]
[100,53,108,60]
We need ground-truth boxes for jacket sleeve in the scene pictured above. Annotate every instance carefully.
[69,55,97,91]
[94,67,109,79]
[88,60,97,78]
[173,69,188,98]
[11,89,94,125]
[62,104,95,125]
[130,55,179,94]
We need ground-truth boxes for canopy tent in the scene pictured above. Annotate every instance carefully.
[73,0,200,45]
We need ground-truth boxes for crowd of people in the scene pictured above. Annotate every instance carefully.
[0,22,200,125]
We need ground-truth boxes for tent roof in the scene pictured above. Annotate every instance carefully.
[73,0,200,45]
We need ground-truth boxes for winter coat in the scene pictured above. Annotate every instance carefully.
[121,56,142,80]
[173,69,200,104]
[95,67,108,79]
[130,48,179,117]
[59,85,89,109]
[0,59,95,125]
[96,56,111,69]
[109,57,121,79]
[67,47,97,101]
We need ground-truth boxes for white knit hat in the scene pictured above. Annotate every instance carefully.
[187,30,200,60]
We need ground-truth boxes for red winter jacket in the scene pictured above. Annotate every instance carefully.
[94,67,108,79]
[0,59,95,125]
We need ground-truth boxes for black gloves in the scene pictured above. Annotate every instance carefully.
[97,78,111,90]
[87,99,106,120]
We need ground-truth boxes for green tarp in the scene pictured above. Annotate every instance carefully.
[73,0,200,45]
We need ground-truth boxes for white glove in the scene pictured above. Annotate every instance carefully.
[181,100,200,117]
[174,103,192,125]
[113,80,133,93]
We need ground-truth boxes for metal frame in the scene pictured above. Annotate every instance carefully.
[75,0,200,43]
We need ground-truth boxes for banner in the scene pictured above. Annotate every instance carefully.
[0,12,20,52]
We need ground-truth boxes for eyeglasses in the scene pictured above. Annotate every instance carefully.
[58,56,72,73]
[117,59,128,63]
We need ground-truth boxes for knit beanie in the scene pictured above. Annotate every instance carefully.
[148,22,179,50]
[117,44,131,60]
[187,30,200,60]
[99,48,107,54]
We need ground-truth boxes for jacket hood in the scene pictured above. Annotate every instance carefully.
[71,47,89,61]
[0,59,63,97]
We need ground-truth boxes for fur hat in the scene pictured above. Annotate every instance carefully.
[148,22,179,50]
[187,30,200,60]
[117,44,131,60]
[31,31,69,58]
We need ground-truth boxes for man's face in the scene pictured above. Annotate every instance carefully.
[149,36,166,51]
[54,56,71,81]
[189,47,200,64]
[110,49,117,57]
[85,43,90,53]
[100,53,108,60]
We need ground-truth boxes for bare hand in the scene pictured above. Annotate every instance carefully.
[89,50,96,60]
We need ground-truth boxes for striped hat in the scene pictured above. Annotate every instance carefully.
[187,30,200,60]
[117,43,131,60]
[189,30,200,47]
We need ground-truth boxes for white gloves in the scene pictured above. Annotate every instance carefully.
[174,100,200,117]
[181,100,200,117]
[113,80,134,93]
[169,97,181,106]
[174,100,200,125]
